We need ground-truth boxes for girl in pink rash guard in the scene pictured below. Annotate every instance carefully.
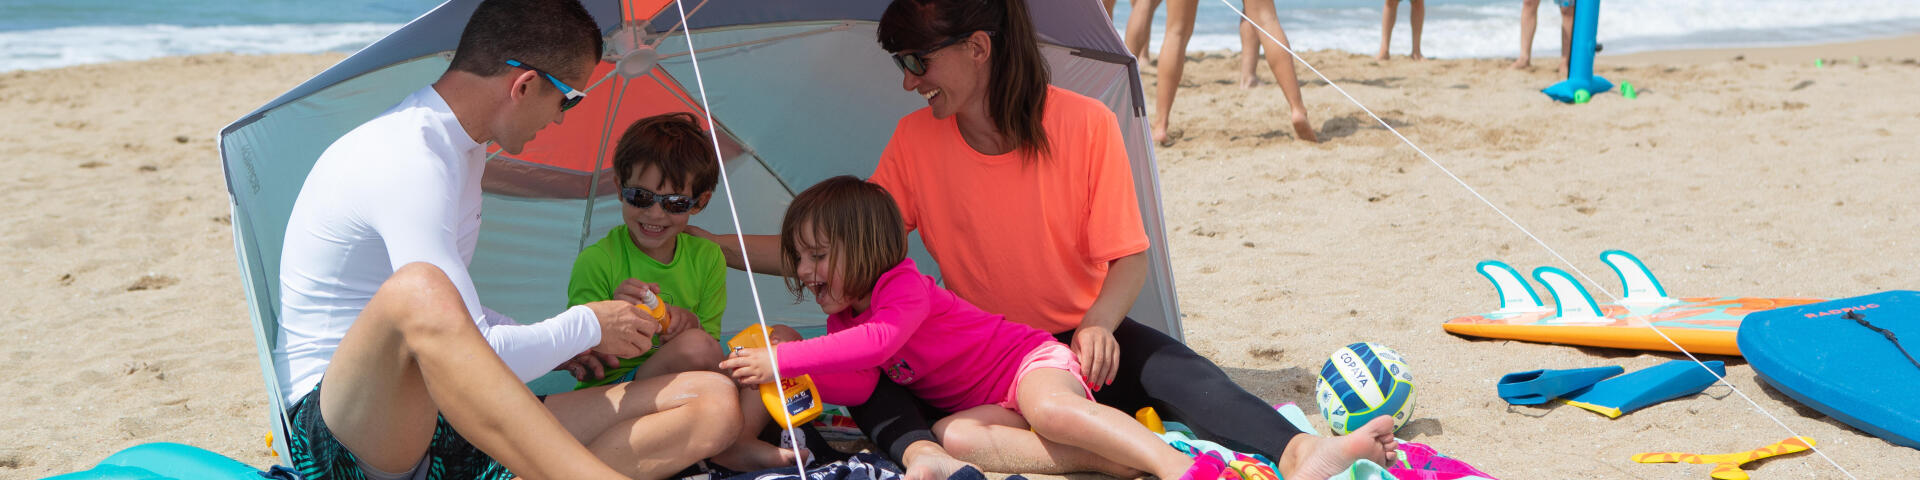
[720,176,1228,480]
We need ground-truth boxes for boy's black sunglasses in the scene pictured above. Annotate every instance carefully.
[621,186,697,214]
[890,32,990,76]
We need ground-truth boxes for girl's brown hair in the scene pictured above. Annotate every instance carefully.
[779,176,909,303]
[878,0,1051,161]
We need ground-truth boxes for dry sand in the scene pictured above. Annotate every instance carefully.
[3,34,1918,478]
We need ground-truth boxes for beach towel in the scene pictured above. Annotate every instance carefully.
[716,452,904,480]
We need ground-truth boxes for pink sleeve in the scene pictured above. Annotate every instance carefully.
[773,270,930,376]
[809,369,879,406]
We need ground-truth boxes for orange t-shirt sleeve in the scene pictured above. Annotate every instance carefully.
[1079,107,1149,264]
[870,122,919,233]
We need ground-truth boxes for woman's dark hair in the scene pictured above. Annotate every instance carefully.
[879,0,1051,161]
[779,176,909,303]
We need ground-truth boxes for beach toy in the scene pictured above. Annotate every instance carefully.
[45,442,297,480]
[1445,250,1824,356]
[1814,58,1824,68]
[1136,407,1167,434]
[1497,365,1625,405]
[1561,360,1726,418]
[1573,89,1592,104]
[1740,291,1920,449]
[730,325,824,428]
[1541,0,1612,102]
[1315,342,1415,434]
[1621,82,1637,99]
[1632,436,1814,480]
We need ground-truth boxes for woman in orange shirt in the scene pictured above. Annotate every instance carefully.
[697,1,1394,479]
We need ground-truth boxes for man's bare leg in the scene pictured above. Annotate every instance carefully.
[544,371,743,479]
[319,262,624,479]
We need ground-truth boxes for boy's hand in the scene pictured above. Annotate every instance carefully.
[585,300,658,358]
[719,347,776,385]
[558,351,621,381]
[613,279,663,307]
[661,304,698,340]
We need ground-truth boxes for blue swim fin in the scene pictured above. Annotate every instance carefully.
[1563,360,1726,418]
[1497,366,1626,405]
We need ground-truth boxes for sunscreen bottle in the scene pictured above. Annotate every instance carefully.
[728,325,823,428]
[633,289,670,329]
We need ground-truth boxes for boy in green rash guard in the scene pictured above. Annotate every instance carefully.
[562,112,727,388]
[559,113,806,471]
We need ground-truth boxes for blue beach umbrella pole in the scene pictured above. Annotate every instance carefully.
[1542,0,1612,103]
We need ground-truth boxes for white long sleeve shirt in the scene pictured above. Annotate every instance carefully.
[275,86,599,404]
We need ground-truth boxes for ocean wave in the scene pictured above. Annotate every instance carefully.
[0,23,401,72]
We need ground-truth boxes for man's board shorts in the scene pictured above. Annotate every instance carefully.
[287,380,530,480]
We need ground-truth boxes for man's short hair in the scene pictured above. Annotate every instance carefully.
[448,0,604,80]
[613,113,721,197]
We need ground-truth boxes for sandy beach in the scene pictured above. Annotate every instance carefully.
[3,33,1918,478]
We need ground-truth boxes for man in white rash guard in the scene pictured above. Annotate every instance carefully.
[274,1,741,479]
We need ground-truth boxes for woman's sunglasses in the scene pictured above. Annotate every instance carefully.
[890,33,975,76]
[505,59,587,111]
[621,186,697,214]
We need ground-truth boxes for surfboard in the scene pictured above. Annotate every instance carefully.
[1441,250,1822,356]
[1739,291,1920,450]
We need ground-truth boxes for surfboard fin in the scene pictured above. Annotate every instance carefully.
[1562,360,1726,418]
[1533,266,1607,323]
[1476,260,1547,313]
[1600,250,1676,306]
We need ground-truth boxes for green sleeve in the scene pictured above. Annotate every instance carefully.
[695,243,728,341]
[568,241,619,307]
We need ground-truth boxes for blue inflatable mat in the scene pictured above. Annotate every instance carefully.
[1738,290,1920,450]
[42,442,293,480]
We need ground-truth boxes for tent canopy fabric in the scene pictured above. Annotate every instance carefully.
[218,0,1179,459]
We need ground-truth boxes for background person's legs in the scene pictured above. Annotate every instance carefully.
[318,262,623,479]
[1513,0,1542,69]
[1377,0,1398,60]
[1409,0,1426,60]
[1241,0,1318,142]
[1125,0,1163,63]
[1151,0,1200,146]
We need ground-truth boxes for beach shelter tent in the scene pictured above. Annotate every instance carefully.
[218,0,1180,459]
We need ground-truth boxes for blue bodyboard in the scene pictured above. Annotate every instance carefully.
[1738,290,1920,450]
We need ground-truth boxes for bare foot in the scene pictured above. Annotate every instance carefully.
[1281,416,1398,480]
[902,453,977,480]
[1410,52,1425,61]
[1240,74,1264,89]
[1290,109,1317,143]
[1375,52,1390,61]
[710,440,811,473]
[1152,121,1174,147]
[1509,58,1532,70]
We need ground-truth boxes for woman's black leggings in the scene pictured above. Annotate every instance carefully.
[847,318,1306,463]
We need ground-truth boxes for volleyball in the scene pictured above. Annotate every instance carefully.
[1314,342,1415,435]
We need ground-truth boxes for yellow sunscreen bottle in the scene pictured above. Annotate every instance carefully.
[633,289,670,330]
[729,325,823,428]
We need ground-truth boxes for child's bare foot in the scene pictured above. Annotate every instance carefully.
[1281,416,1398,480]
[710,440,811,472]
[902,452,977,480]
[1290,110,1317,143]
[1509,58,1532,70]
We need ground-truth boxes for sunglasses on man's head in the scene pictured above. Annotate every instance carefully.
[621,186,698,214]
[505,59,586,111]
[890,33,975,76]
